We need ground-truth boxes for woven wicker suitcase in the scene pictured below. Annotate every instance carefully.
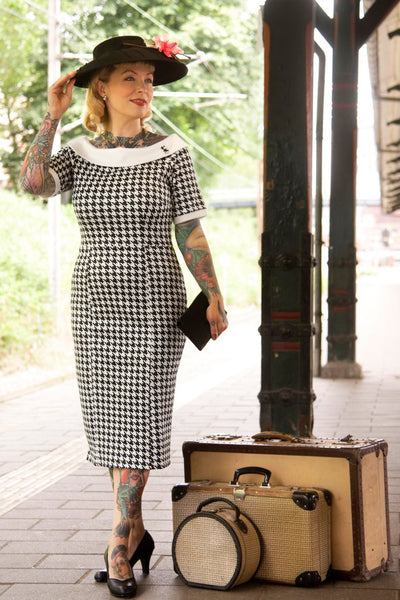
[182,431,391,581]
[172,496,261,590]
[172,467,331,586]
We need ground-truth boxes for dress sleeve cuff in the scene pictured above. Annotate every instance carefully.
[174,208,207,225]
[40,168,60,198]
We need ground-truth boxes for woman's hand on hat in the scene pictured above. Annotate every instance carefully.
[47,71,77,120]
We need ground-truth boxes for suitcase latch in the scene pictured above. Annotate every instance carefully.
[232,487,246,502]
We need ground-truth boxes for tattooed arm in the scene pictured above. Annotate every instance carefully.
[19,71,76,197]
[19,112,60,196]
[175,219,228,340]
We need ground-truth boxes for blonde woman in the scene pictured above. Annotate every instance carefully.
[20,35,228,599]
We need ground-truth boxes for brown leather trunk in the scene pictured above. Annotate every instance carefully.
[182,432,390,582]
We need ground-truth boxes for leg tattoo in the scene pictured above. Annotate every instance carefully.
[110,544,131,580]
[109,468,149,578]
[116,469,147,522]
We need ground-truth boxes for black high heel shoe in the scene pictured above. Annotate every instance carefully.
[104,547,137,598]
[129,531,155,575]
[95,531,155,584]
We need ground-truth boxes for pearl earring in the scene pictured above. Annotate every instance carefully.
[102,95,107,102]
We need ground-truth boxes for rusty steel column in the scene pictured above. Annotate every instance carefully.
[320,0,362,379]
[259,0,315,435]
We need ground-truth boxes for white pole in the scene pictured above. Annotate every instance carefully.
[47,0,61,327]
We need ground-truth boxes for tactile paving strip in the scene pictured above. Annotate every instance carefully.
[0,435,87,516]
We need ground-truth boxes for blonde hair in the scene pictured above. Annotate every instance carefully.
[82,63,153,135]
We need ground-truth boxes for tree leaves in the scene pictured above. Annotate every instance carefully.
[0,0,262,191]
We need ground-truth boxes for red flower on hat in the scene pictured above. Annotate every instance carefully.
[152,34,183,58]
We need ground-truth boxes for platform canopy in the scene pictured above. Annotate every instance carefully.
[364,0,400,212]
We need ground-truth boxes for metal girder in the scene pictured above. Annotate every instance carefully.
[358,0,400,46]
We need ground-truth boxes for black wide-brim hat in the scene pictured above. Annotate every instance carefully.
[74,35,188,88]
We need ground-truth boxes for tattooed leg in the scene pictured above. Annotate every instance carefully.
[108,468,149,579]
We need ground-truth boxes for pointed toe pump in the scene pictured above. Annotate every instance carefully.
[107,576,137,599]
[105,548,137,598]
[95,531,155,584]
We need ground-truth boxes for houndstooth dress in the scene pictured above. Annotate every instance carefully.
[48,134,206,469]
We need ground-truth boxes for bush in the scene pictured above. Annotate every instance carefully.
[0,189,80,371]
[0,190,51,364]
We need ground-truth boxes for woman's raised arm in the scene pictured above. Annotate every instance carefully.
[19,71,76,197]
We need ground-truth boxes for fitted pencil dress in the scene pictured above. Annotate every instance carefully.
[48,134,206,469]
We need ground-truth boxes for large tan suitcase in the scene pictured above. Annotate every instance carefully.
[172,467,332,586]
[182,432,390,581]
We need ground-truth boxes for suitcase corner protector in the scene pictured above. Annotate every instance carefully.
[171,483,189,502]
[295,570,322,587]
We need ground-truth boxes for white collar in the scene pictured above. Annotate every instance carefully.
[67,133,187,167]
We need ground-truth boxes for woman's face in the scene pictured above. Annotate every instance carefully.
[98,62,154,126]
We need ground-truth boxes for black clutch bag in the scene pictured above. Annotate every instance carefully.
[177,291,211,350]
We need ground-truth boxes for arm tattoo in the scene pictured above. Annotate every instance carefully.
[175,220,220,300]
[19,112,59,196]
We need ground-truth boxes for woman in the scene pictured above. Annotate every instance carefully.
[19,35,228,598]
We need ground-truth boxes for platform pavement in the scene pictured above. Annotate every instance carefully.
[0,269,399,599]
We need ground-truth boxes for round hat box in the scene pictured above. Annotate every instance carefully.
[172,497,261,590]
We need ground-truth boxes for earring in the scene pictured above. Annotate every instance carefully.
[102,95,107,102]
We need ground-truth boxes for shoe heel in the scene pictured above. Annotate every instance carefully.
[130,531,155,575]
[140,555,151,575]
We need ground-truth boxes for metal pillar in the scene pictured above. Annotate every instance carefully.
[313,43,326,378]
[259,0,315,436]
[319,0,362,379]
[317,0,400,378]
[48,0,61,327]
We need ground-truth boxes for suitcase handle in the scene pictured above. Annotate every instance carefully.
[196,496,241,521]
[252,430,297,442]
[230,466,271,486]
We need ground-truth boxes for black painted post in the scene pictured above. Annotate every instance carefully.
[321,0,362,378]
[259,0,315,435]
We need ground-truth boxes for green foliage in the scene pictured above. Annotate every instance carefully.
[1,0,262,191]
[0,0,47,188]
[0,189,51,363]
[0,188,80,370]
[0,0,263,367]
